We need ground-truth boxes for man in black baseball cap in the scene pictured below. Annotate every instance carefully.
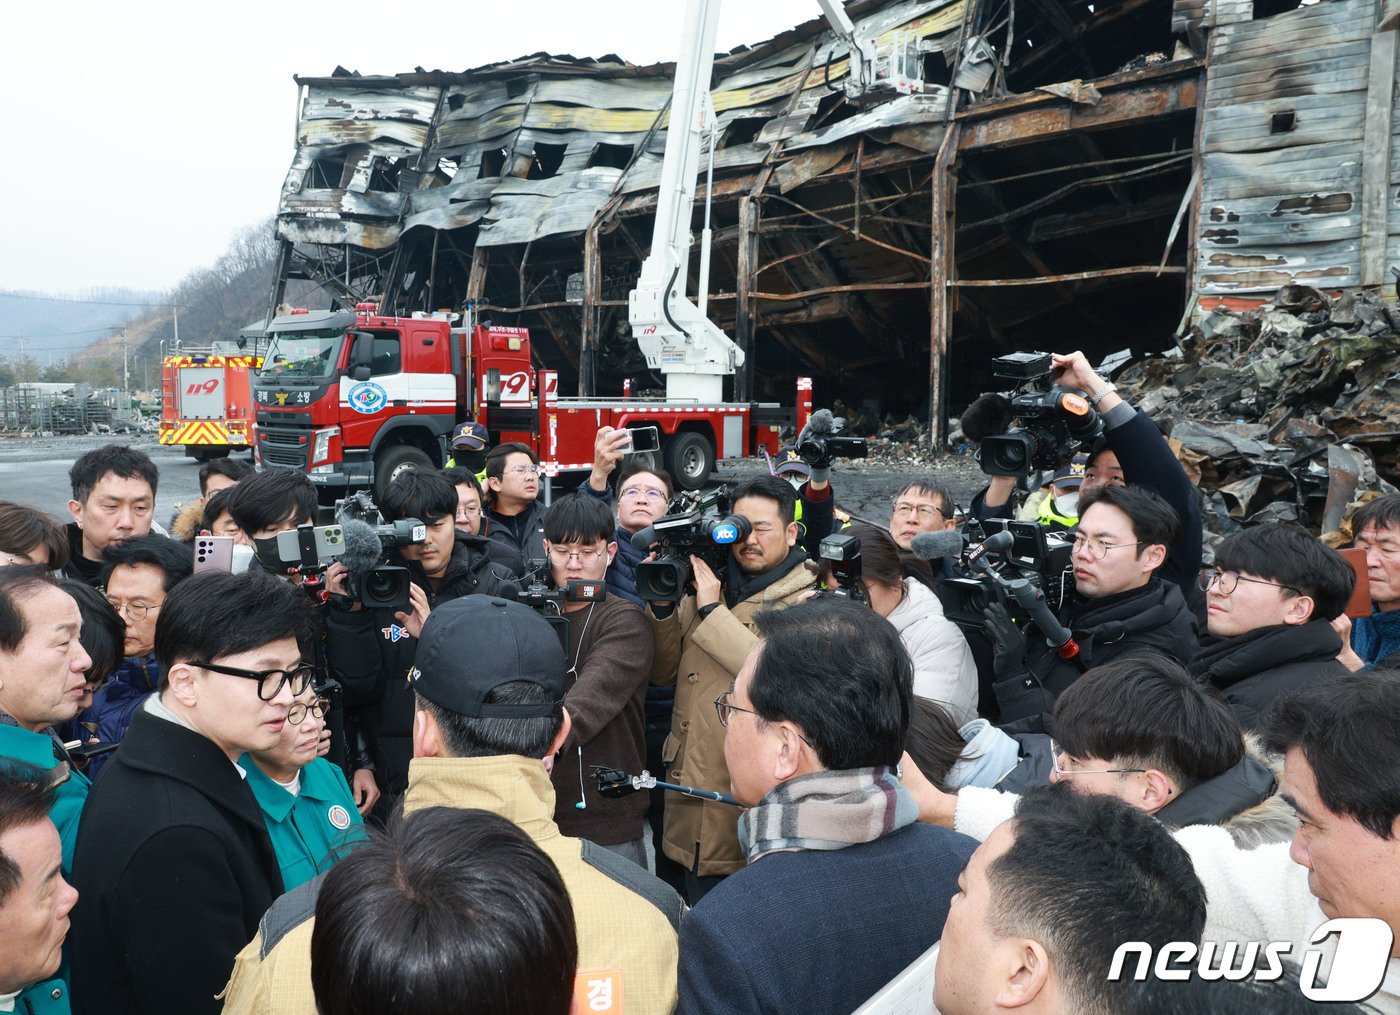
[222,594,685,1015]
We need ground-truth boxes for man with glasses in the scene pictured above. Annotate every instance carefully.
[539,494,653,865]
[84,533,193,775]
[70,569,314,1015]
[1345,492,1400,668]
[985,484,1198,725]
[243,685,366,892]
[1190,524,1353,730]
[650,474,822,902]
[679,597,975,1014]
[483,442,548,563]
[888,479,958,552]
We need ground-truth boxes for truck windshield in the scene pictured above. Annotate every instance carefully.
[259,331,343,379]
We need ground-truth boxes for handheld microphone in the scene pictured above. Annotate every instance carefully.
[339,519,384,576]
[909,530,966,562]
[967,529,1015,572]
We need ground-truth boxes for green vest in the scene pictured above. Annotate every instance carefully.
[0,723,89,874]
[239,756,367,892]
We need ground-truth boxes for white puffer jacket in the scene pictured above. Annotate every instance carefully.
[885,577,979,725]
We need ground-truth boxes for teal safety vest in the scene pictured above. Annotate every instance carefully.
[240,756,367,892]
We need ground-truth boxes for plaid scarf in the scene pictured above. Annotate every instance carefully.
[738,766,918,864]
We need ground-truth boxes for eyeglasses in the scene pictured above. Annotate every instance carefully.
[503,464,543,477]
[456,505,482,519]
[892,501,944,521]
[1070,534,1145,561]
[714,691,815,748]
[1050,741,1146,778]
[287,697,332,725]
[621,486,667,502]
[547,545,605,564]
[107,599,162,622]
[1198,569,1299,596]
[190,660,315,701]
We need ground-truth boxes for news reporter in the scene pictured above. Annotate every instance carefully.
[821,524,977,723]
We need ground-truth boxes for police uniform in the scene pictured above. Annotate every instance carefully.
[240,756,367,892]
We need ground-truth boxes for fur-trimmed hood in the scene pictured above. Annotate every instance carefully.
[168,499,206,543]
[1220,734,1296,848]
[1155,732,1296,848]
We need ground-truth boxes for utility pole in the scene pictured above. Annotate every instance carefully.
[122,329,130,408]
[173,306,180,353]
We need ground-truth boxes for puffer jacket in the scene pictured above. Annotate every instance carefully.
[168,499,206,544]
[1191,620,1348,731]
[485,499,547,566]
[995,578,1199,726]
[649,550,819,876]
[84,653,161,779]
[886,578,978,725]
[325,535,518,795]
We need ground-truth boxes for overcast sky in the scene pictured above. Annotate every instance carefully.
[4,0,821,296]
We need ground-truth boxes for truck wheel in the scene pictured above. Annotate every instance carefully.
[374,445,435,501]
[664,432,714,491]
[188,446,230,463]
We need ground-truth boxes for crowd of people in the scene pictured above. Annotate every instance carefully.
[0,347,1397,1014]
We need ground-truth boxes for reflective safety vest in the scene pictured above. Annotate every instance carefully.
[1037,495,1079,530]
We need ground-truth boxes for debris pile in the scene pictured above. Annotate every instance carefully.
[1112,285,1400,547]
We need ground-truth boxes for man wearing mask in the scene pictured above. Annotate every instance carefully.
[649,474,819,902]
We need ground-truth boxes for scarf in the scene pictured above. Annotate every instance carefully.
[738,766,918,864]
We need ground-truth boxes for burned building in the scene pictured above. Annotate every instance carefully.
[267,0,1387,443]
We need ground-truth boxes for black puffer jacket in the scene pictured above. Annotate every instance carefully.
[996,578,1199,725]
[325,533,519,795]
[1190,620,1348,731]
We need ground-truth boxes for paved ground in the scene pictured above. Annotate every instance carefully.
[0,435,990,530]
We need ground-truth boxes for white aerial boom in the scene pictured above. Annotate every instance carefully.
[629,0,923,403]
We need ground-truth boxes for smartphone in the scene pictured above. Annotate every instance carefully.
[65,741,120,760]
[275,524,345,567]
[622,425,661,455]
[193,535,234,575]
[1339,547,1372,619]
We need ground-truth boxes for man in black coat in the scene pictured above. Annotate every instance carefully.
[986,485,1198,725]
[1191,523,1354,730]
[325,469,518,797]
[69,569,314,1015]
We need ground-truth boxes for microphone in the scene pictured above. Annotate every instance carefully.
[339,519,384,576]
[909,530,966,561]
[967,529,1015,571]
[631,525,658,552]
[806,408,836,434]
[960,393,1015,442]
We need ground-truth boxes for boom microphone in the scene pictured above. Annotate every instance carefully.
[806,408,836,435]
[909,530,966,561]
[959,393,1015,442]
[631,525,659,552]
[339,518,384,576]
[967,529,1016,572]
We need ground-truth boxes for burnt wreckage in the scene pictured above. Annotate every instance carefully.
[267,0,1395,456]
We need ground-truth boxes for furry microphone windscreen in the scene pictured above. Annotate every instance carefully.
[959,393,1015,442]
[338,519,385,576]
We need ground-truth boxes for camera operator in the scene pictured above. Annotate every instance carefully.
[227,470,377,815]
[649,474,820,902]
[969,351,1205,616]
[820,524,978,724]
[539,494,654,865]
[986,484,1198,725]
[324,469,518,802]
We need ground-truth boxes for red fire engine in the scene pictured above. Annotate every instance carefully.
[251,305,809,499]
[160,349,262,461]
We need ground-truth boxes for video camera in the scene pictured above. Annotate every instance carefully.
[633,488,752,603]
[517,561,607,650]
[979,352,1103,479]
[332,495,428,614]
[797,429,869,467]
[817,532,865,602]
[939,519,1075,629]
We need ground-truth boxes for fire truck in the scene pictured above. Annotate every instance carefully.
[251,304,809,499]
[159,347,262,461]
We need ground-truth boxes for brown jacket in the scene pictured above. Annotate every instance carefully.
[649,558,819,877]
[552,596,653,844]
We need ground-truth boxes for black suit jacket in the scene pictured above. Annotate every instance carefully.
[69,708,282,1015]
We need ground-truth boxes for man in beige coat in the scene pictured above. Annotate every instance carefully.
[649,474,819,902]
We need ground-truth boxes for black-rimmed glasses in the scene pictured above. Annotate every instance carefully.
[1197,569,1299,596]
[191,660,315,701]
